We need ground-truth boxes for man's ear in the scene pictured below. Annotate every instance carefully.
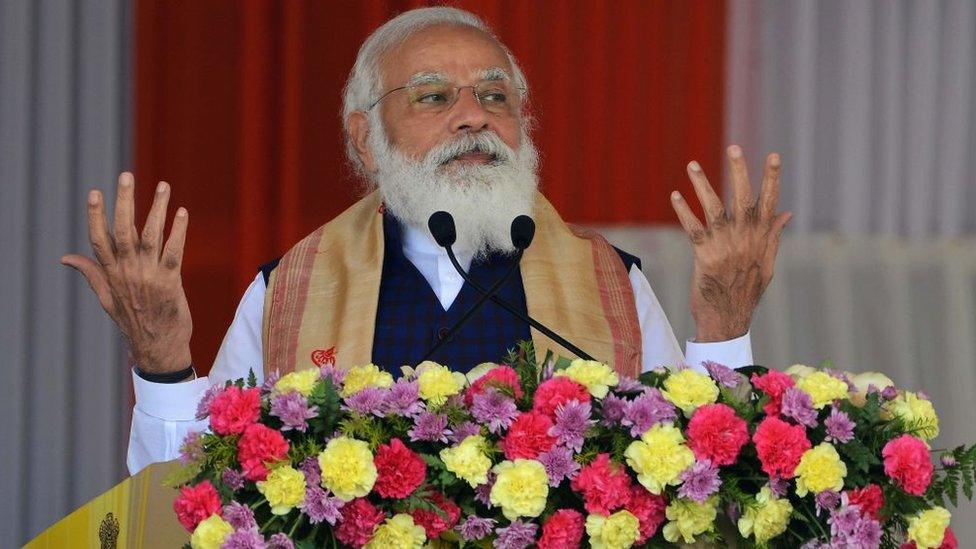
[347,111,377,173]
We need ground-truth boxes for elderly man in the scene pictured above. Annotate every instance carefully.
[62,7,790,475]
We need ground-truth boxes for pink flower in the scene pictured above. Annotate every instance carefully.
[532,377,591,419]
[373,438,426,498]
[208,386,261,435]
[686,403,749,466]
[465,366,523,406]
[335,498,385,548]
[626,484,667,543]
[883,435,933,496]
[846,484,884,520]
[236,423,289,481]
[500,411,557,460]
[410,491,461,539]
[172,480,221,532]
[751,370,795,416]
[538,509,585,549]
[571,453,633,515]
[752,416,811,478]
[900,527,957,549]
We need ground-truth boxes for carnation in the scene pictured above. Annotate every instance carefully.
[256,465,307,515]
[188,514,233,549]
[661,369,720,416]
[752,416,812,478]
[751,370,795,416]
[237,423,290,481]
[738,486,793,544]
[585,510,641,549]
[626,485,667,543]
[686,403,749,466]
[364,514,426,549]
[554,359,619,398]
[662,496,719,544]
[501,411,557,460]
[465,365,523,405]
[273,368,320,396]
[490,459,550,520]
[624,423,695,494]
[571,453,633,515]
[906,507,952,549]
[440,435,492,487]
[173,480,221,532]
[373,438,426,498]
[208,386,261,435]
[416,361,466,408]
[317,436,378,501]
[341,363,393,397]
[532,377,591,418]
[795,371,850,409]
[885,392,940,440]
[794,443,847,497]
[409,491,460,539]
[846,484,884,520]
[334,498,385,548]
[538,509,585,549]
[883,435,934,496]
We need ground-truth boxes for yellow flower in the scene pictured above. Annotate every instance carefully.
[317,436,377,501]
[624,423,695,494]
[489,459,550,520]
[586,510,641,549]
[190,514,233,549]
[661,369,719,416]
[795,371,849,409]
[662,496,719,544]
[439,435,492,487]
[342,364,394,397]
[274,368,320,397]
[794,443,847,497]
[849,371,895,406]
[256,465,306,515]
[884,392,940,440]
[785,363,817,378]
[907,507,951,549]
[737,487,793,543]
[416,361,467,408]
[365,513,427,548]
[554,359,619,398]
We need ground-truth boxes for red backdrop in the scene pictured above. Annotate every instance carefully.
[134,0,727,372]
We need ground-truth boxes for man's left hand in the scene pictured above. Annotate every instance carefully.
[670,145,793,342]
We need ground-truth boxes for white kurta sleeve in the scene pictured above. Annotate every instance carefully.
[629,265,754,372]
[126,273,267,474]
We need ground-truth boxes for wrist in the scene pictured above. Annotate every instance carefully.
[694,315,750,343]
[134,363,196,383]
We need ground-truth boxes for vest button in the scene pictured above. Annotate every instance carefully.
[437,327,450,341]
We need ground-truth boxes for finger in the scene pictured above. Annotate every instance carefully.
[161,207,188,271]
[761,211,793,279]
[670,191,707,245]
[61,254,116,313]
[759,153,782,224]
[86,189,116,267]
[113,172,138,258]
[140,181,171,257]
[727,145,755,222]
[686,161,727,226]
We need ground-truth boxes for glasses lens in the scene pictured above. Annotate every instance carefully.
[406,83,455,111]
[403,81,520,114]
[475,82,517,114]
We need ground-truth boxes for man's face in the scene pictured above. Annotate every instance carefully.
[374,24,523,166]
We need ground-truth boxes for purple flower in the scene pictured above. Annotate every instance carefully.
[318,365,345,386]
[537,445,581,486]
[270,391,319,432]
[342,387,387,417]
[622,388,677,436]
[703,360,741,388]
[195,385,222,420]
[383,379,424,417]
[615,375,646,394]
[266,533,294,549]
[222,468,246,491]
[494,520,538,549]
[781,387,818,428]
[678,460,721,502]
[815,491,841,515]
[449,421,483,444]
[178,431,205,464]
[475,472,496,506]
[599,393,628,427]
[549,400,594,452]
[881,386,899,401]
[540,361,555,381]
[408,411,451,443]
[298,456,321,486]
[769,477,790,497]
[824,407,855,444]
[470,389,519,434]
[916,391,930,401]
[222,527,267,549]
[941,454,958,468]
[260,370,281,395]
[222,501,257,530]
[828,504,882,548]
[300,485,344,525]
[458,515,496,541]
[826,369,856,392]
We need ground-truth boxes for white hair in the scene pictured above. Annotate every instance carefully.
[341,7,531,174]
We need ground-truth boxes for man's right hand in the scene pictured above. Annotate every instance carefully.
[61,172,193,375]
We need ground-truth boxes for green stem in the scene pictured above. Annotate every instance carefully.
[288,514,305,538]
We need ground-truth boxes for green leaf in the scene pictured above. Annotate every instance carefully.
[247,368,258,388]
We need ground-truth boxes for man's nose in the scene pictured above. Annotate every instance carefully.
[448,87,489,133]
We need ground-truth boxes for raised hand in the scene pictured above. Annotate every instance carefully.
[61,172,193,374]
[670,145,792,342]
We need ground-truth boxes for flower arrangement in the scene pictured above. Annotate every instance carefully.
[169,343,976,548]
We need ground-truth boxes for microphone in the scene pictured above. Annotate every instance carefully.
[424,211,595,362]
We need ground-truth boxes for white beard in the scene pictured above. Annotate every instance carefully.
[367,122,539,259]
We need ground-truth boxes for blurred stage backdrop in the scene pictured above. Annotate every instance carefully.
[1,0,974,545]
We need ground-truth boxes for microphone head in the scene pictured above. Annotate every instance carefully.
[510,215,536,250]
[427,211,457,248]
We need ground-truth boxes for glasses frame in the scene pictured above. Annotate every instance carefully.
[365,81,527,113]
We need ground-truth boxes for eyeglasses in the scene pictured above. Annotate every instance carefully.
[366,80,525,115]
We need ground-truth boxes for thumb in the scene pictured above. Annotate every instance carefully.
[61,254,115,313]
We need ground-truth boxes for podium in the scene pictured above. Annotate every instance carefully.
[25,461,188,548]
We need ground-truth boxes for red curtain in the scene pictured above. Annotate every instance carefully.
[134,0,727,372]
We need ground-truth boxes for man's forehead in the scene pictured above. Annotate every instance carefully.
[406,67,512,86]
[379,24,513,87]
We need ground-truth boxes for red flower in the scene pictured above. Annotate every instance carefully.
[172,480,221,532]
[538,509,585,549]
[751,370,795,416]
[571,453,633,515]
[900,527,957,549]
[208,386,261,435]
[465,366,523,406]
[373,438,426,498]
[686,403,749,467]
[532,377,592,418]
[752,416,811,478]
[335,498,385,548]
[883,435,933,496]
[846,484,884,520]
[626,485,667,543]
[236,423,289,481]
[500,411,557,460]
[409,491,461,539]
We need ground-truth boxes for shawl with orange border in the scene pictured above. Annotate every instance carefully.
[261,191,642,378]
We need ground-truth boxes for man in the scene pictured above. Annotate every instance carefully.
[62,7,790,475]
